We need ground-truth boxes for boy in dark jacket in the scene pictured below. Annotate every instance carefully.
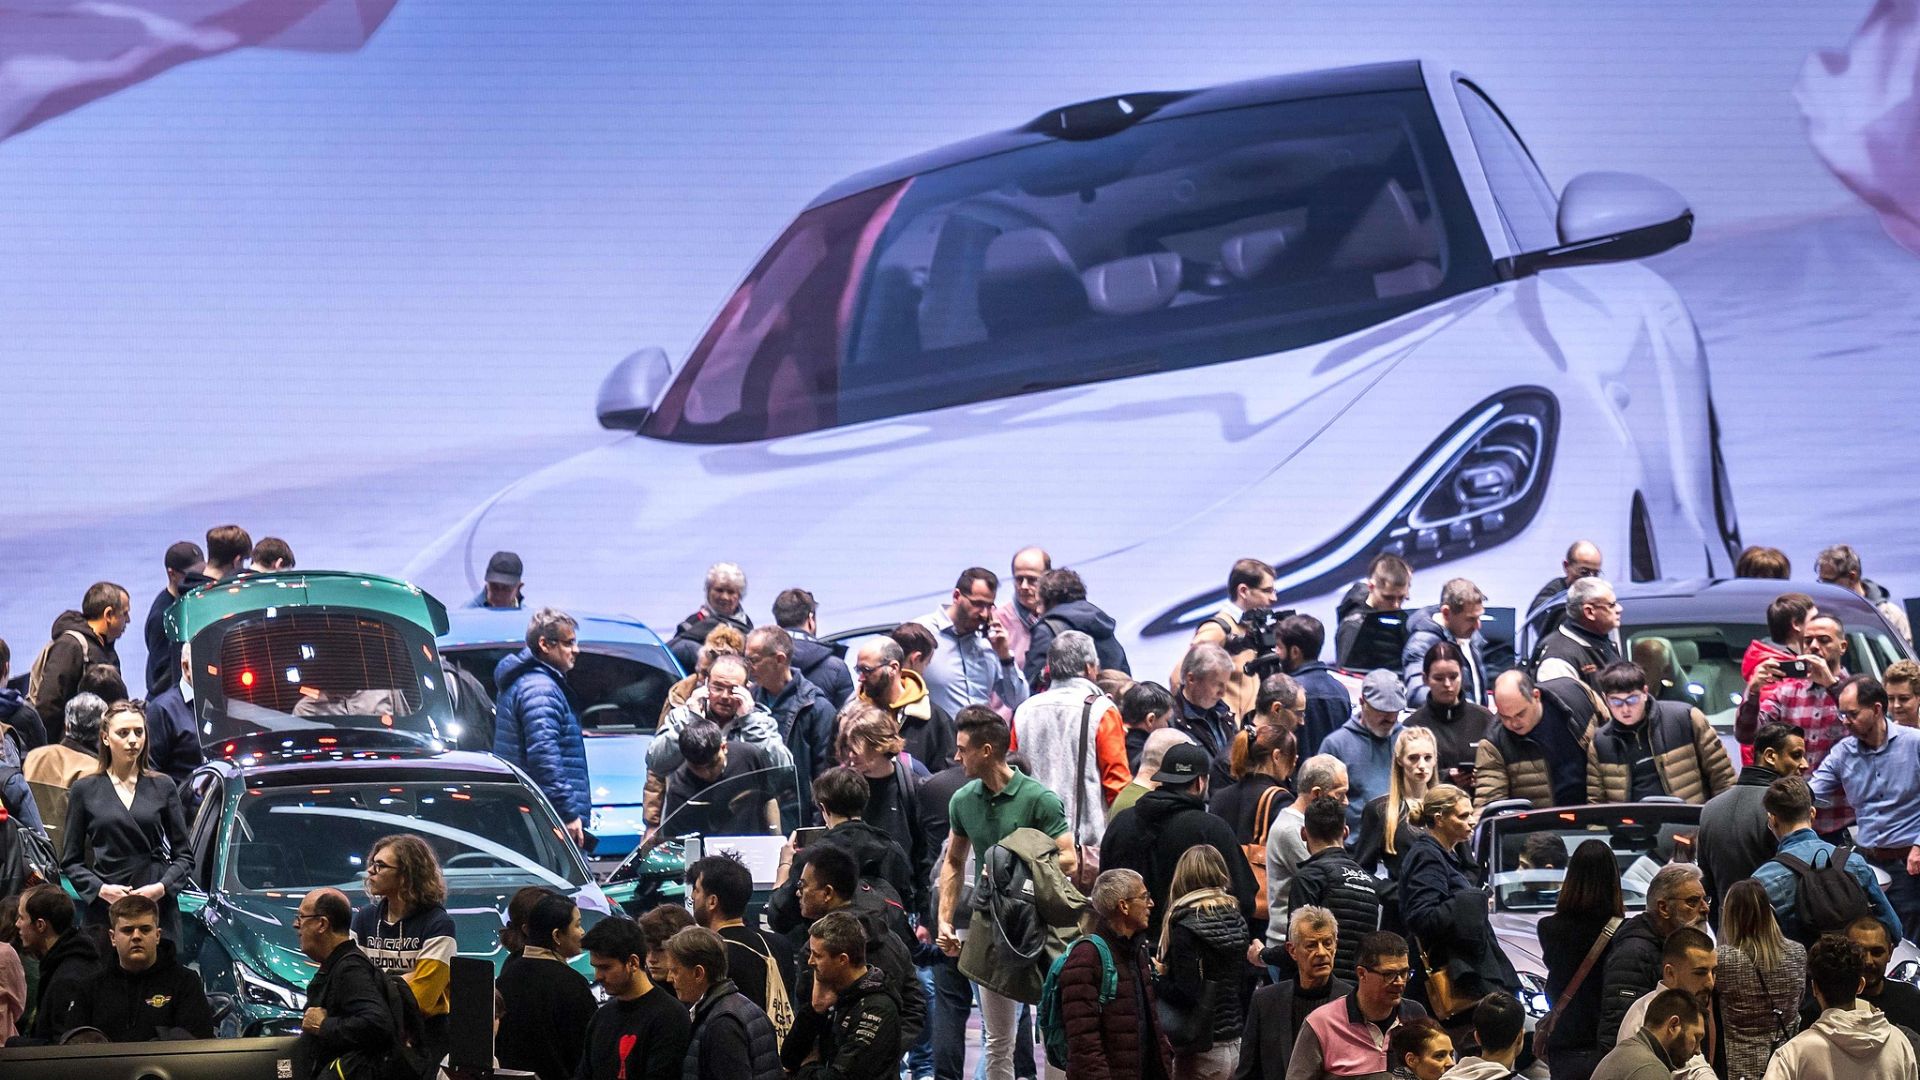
[783,912,902,1080]
[296,888,395,1078]
[70,893,214,1041]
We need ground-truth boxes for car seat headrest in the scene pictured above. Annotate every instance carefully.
[978,228,1087,335]
[1080,252,1182,316]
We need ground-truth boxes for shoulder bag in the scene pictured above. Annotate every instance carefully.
[1532,916,1621,1063]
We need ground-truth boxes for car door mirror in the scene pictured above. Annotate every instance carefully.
[596,347,673,431]
[1497,171,1692,279]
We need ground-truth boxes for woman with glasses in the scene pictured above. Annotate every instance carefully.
[1537,839,1625,1080]
[60,699,192,936]
[1355,726,1435,879]
[1716,880,1805,1080]
[1398,785,1518,1027]
[1058,868,1172,1080]
[354,833,457,1065]
[1586,661,1735,804]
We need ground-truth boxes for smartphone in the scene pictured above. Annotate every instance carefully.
[793,826,828,850]
[1778,659,1811,678]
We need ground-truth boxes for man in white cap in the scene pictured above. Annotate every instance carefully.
[1316,670,1407,830]
[471,551,525,610]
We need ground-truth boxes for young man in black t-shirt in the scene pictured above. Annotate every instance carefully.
[660,720,780,838]
[689,852,795,1024]
[576,918,691,1080]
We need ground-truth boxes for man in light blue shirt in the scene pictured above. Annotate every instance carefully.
[916,567,1029,718]
[1808,675,1920,936]
[1752,774,1900,943]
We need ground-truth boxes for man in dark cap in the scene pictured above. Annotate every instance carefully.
[1098,741,1257,933]
[471,551,525,610]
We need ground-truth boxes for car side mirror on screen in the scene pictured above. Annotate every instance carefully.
[596,347,673,431]
[1498,171,1693,279]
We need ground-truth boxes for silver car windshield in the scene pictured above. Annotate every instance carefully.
[1487,806,1700,913]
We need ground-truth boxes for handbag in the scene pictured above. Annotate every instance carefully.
[1418,942,1475,1021]
[1244,785,1284,921]
[1532,916,1621,1063]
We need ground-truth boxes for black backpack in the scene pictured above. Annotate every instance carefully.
[1772,844,1872,943]
[326,956,434,1080]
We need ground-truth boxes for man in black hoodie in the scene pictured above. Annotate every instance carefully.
[1099,743,1256,935]
[69,893,214,1041]
[28,582,130,738]
[746,625,837,813]
[774,588,854,709]
[14,883,100,1043]
[767,769,918,935]
[296,887,394,1077]
[143,541,207,696]
[1021,569,1130,690]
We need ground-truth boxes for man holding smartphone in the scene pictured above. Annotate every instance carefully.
[1739,611,1853,839]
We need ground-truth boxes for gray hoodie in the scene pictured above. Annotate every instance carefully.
[648,689,795,778]
[1762,1003,1918,1080]
[1444,1058,1522,1080]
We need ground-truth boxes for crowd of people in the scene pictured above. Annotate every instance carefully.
[2,526,1920,1080]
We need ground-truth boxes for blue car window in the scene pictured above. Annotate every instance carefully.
[645,90,1494,444]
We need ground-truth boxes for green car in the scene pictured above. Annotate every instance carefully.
[150,570,680,1034]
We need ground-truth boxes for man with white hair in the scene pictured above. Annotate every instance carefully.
[1011,631,1131,857]
[1107,727,1193,821]
[1266,755,1349,946]
[667,562,753,671]
[1536,576,1624,691]
[1239,906,1351,1079]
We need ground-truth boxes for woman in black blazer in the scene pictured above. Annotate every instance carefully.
[61,699,193,935]
[1534,839,1625,1080]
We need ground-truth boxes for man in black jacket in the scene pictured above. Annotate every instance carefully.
[1598,863,1708,1045]
[746,625,838,814]
[143,541,206,696]
[1235,906,1353,1080]
[1697,722,1806,923]
[1099,742,1256,934]
[783,911,903,1080]
[767,770,919,936]
[1534,576,1623,691]
[1287,796,1384,984]
[70,893,214,1041]
[774,588,854,709]
[296,887,394,1075]
[28,582,130,738]
[13,883,99,1043]
[664,926,784,1080]
[774,845,926,1048]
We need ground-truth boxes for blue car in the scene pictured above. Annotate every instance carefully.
[438,608,683,859]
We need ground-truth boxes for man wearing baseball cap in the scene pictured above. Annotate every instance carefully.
[1318,670,1409,831]
[143,540,208,696]
[1099,741,1257,934]
[470,551,525,610]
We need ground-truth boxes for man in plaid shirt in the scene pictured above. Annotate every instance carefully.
[1738,613,1852,837]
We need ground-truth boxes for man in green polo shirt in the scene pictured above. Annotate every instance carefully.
[937,708,1073,1080]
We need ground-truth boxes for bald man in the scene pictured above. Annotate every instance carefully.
[1529,541,1603,632]
[297,888,395,1074]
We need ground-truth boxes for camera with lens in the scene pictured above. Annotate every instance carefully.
[1223,607,1294,676]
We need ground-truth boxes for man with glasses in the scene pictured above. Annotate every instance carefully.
[1810,675,1920,936]
[1536,576,1624,691]
[1527,540,1603,638]
[995,546,1051,679]
[916,568,1029,718]
[295,887,395,1077]
[1287,930,1428,1080]
[858,634,954,774]
[1169,558,1276,722]
[493,607,591,847]
[1586,661,1734,804]
[650,654,794,829]
[1599,864,1710,1045]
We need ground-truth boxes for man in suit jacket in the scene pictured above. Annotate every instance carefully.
[1236,906,1353,1080]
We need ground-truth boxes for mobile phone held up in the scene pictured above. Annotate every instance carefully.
[1778,659,1811,679]
[793,826,828,850]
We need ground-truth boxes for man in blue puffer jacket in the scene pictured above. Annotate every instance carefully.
[493,608,591,847]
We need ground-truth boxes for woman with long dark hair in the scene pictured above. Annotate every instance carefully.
[1403,642,1493,786]
[1535,839,1624,1080]
[1717,879,1805,1080]
[59,699,192,935]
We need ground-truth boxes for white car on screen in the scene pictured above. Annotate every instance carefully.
[408,60,1742,673]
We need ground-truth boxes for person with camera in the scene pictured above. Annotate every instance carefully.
[1278,614,1353,759]
[1168,558,1276,723]
[1739,611,1854,839]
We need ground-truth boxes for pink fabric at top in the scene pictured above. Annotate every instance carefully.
[1798,0,1920,255]
[0,0,398,140]
[0,941,24,1043]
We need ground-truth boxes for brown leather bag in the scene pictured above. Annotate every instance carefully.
[1244,785,1285,921]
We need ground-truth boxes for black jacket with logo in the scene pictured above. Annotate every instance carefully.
[1287,847,1385,982]
[68,938,215,1041]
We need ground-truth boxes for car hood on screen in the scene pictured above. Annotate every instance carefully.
[407,292,1494,625]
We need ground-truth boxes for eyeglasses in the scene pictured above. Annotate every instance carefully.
[1119,893,1152,908]
[366,860,396,875]
[1363,966,1411,983]
[1606,694,1646,709]
[853,661,897,678]
[1840,707,1879,722]
[291,912,326,926]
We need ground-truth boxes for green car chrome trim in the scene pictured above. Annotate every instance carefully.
[166,569,451,643]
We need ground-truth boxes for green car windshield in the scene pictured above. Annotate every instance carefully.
[224,780,587,894]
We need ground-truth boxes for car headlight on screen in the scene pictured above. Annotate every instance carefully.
[1516,971,1551,1018]
[233,958,306,1011]
[1893,959,1920,987]
[1145,389,1559,632]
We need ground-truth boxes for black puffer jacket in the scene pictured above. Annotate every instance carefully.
[1158,894,1249,1051]
[1597,912,1663,1045]
[686,980,783,1080]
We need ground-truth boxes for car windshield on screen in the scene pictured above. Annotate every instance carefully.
[643,89,1492,443]
[444,647,673,733]
[202,610,439,737]
[1627,620,1909,728]
[224,780,586,894]
[1488,807,1700,913]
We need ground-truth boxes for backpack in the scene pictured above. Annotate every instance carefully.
[735,929,794,1048]
[1038,935,1115,1068]
[325,958,435,1080]
[1772,844,1872,943]
[26,630,88,702]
